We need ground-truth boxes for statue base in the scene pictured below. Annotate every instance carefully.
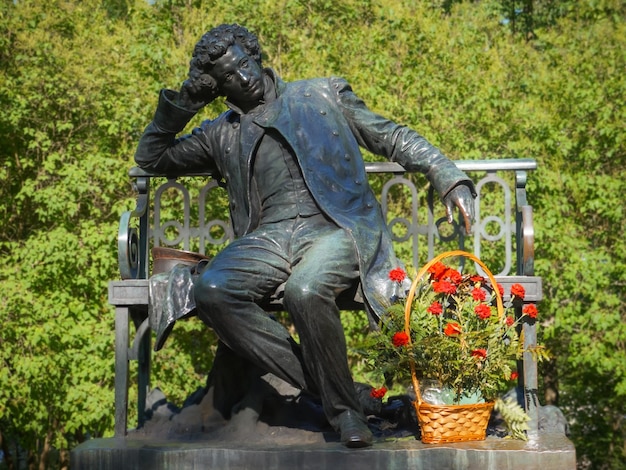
[71,433,575,469]
[74,375,575,469]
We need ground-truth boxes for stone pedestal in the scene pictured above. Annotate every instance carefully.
[71,433,575,470]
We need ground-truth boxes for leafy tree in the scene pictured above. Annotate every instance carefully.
[0,1,624,468]
[0,0,159,467]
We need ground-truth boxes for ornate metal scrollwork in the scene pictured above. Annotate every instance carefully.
[473,172,513,276]
[151,177,234,256]
[118,175,149,279]
[118,212,138,279]
[375,163,535,277]
[153,180,191,249]
[123,159,536,279]
[199,180,234,250]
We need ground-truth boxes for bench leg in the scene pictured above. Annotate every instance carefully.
[114,306,130,437]
[132,312,152,428]
[523,321,539,436]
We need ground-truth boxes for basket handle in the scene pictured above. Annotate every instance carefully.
[403,250,504,406]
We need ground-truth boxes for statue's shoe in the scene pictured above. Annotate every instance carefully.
[337,410,373,448]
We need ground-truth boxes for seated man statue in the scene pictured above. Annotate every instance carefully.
[135,23,475,448]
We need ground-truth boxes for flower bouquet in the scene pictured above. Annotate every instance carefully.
[364,250,546,443]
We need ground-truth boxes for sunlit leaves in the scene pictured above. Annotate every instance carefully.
[0,0,624,468]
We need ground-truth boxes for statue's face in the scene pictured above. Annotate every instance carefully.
[210,44,265,110]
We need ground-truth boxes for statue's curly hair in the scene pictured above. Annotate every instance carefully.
[191,24,262,72]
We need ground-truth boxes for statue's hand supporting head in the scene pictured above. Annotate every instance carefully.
[178,58,219,111]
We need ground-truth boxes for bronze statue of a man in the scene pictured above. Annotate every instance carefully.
[135,23,475,448]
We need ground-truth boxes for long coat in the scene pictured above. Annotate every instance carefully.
[135,70,473,322]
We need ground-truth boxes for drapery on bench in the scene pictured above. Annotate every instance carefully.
[109,158,542,438]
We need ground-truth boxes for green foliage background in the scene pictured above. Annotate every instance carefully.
[0,0,624,468]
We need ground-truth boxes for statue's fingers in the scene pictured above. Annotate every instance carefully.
[462,209,472,234]
[445,200,454,224]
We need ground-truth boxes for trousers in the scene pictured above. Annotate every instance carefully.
[194,214,364,426]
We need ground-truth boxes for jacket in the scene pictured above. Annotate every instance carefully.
[135,70,473,322]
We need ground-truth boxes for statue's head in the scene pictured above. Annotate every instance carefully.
[191,24,262,73]
[189,24,265,112]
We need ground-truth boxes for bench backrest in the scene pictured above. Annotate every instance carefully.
[118,158,538,281]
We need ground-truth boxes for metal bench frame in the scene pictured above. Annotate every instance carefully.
[110,158,542,438]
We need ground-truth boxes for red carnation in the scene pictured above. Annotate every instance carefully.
[523,304,538,319]
[370,387,388,399]
[510,283,526,300]
[443,268,463,284]
[497,284,504,297]
[444,322,462,336]
[389,267,407,283]
[510,371,519,381]
[475,304,492,320]
[505,316,515,326]
[471,348,487,359]
[471,287,487,301]
[427,301,443,316]
[470,274,485,284]
[433,280,457,294]
[428,261,447,281]
[392,331,410,347]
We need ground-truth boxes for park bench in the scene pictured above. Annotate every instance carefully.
[109,157,542,439]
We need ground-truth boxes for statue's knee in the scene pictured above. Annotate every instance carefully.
[283,280,320,309]
[194,270,228,309]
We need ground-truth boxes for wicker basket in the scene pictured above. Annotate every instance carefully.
[404,250,503,444]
